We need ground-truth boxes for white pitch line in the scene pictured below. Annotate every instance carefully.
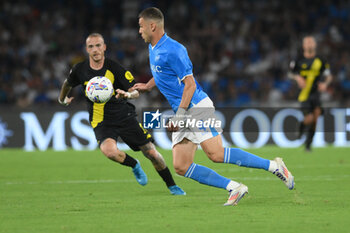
[2,179,152,185]
[2,174,349,185]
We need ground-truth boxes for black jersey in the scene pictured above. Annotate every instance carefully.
[67,58,137,128]
[290,56,330,102]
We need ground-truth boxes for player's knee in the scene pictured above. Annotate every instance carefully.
[207,153,222,163]
[173,163,188,176]
[100,145,123,161]
[206,150,224,163]
[174,166,187,176]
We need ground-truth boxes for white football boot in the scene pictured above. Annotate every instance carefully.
[272,157,295,190]
[224,183,248,206]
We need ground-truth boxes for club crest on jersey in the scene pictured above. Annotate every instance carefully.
[125,71,134,83]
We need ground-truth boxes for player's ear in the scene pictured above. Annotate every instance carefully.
[151,22,156,32]
[103,43,106,51]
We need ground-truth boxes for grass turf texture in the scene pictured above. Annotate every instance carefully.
[0,146,349,233]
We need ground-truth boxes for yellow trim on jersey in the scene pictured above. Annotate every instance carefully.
[104,70,115,85]
[298,58,322,102]
[125,71,134,83]
[91,102,106,128]
[90,70,115,128]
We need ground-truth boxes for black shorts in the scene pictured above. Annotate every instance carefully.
[93,117,154,151]
[300,95,322,115]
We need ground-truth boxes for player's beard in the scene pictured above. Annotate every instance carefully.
[142,33,151,43]
[92,53,103,63]
[306,48,316,56]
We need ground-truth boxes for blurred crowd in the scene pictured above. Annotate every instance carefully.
[0,0,350,109]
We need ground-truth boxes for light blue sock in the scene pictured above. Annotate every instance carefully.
[184,163,230,189]
[224,148,270,170]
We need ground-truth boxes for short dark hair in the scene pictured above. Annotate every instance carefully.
[138,7,164,23]
[87,32,104,40]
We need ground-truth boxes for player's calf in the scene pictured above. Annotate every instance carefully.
[140,142,186,194]
[140,142,166,170]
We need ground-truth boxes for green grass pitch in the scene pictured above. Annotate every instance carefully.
[1,146,349,233]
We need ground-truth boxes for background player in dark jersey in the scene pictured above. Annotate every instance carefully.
[58,33,185,195]
[289,36,332,151]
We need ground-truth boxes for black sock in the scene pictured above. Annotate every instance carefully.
[121,153,137,168]
[157,167,176,188]
[305,127,315,150]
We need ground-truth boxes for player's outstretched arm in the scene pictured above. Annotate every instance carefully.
[167,75,196,132]
[115,89,139,99]
[133,77,156,93]
[58,79,74,106]
[179,75,196,109]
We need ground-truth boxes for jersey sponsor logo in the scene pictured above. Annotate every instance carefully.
[125,71,134,83]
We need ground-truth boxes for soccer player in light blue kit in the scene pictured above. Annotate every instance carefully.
[134,7,295,206]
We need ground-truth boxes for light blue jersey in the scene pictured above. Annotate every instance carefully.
[148,33,208,112]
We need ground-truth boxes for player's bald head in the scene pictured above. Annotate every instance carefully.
[86,33,105,45]
[303,36,317,49]
[138,7,164,28]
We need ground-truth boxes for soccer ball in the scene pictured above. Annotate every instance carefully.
[85,76,114,103]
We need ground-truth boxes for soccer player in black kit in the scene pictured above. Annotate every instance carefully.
[58,33,185,195]
[290,36,332,151]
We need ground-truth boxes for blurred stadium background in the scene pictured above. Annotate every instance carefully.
[0,0,350,149]
[1,1,350,233]
[0,0,349,150]
[0,0,349,108]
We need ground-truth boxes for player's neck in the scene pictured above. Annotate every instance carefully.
[304,51,316,59]
[89,57,105,70]
[151,31,165,47]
